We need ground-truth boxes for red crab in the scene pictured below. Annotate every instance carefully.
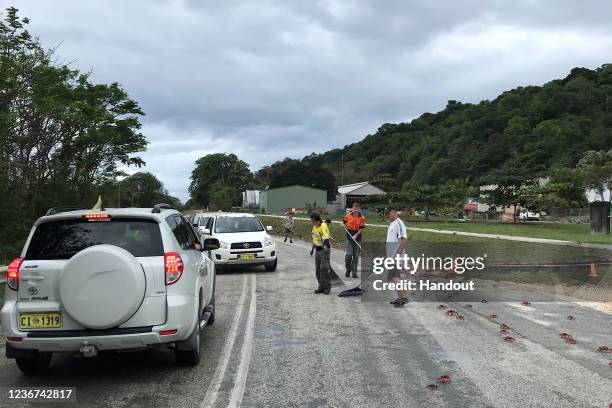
[503,336,516,342]
[597,346,610,353]
[489,314,498,319]
[426,384,438,391]
[566,315,575,321]
[455,314,465,320]
[446,309,457,316]
[559,332,571,340]
[521,301,531,306]
[565,337,577,344]
[436,375,451,384]
[464,304,473,308]
[500,329,508,334]
[500,324,509,330]
[438,304,447,309]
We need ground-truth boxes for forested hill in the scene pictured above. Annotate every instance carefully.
[314,65,612,191]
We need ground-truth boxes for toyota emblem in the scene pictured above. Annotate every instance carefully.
[242,243,250,249]
[28,287,39,296]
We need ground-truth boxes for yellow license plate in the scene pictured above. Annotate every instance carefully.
[239,253,256,260]
[19,312,61,329]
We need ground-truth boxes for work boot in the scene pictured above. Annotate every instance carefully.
[351,272,358,279]
[284,238,287,242]
[323,288,331,295]
[345,270,350,278]
[314,288,326,294]
[290,239,293,243]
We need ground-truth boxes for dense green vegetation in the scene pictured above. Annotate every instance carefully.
[0,8,179,262]
[315,65,612,191]
[187,153,254,210]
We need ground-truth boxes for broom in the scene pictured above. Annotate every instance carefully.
[337,225,370,297]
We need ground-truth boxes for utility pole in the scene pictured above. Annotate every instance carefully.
[341,151,344,186]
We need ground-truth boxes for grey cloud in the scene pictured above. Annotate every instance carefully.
[13,0,612,201]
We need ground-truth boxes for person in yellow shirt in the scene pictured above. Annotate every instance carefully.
[310,211,331,294]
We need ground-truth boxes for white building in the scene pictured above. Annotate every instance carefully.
[242,190,260,208]
[326,182,385,213]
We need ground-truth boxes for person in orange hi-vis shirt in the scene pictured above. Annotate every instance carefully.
[343,202,365,278]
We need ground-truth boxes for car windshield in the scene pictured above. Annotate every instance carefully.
[198,216,211,227]
[214,216,263,233]
[25,218,164,259]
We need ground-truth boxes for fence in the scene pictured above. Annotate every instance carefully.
[543,207,590,223]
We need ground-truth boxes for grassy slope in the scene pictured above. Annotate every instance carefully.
[258,215,610,266]
[283,212,612,245]
[397,221,612,245]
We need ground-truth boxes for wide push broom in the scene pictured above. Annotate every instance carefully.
[337,226,371,297]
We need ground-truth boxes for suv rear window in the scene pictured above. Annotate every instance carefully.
[25,218,164,260]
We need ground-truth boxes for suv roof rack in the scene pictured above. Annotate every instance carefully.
[152,203,175,213]
[45,206,84,216]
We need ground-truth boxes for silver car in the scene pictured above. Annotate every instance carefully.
[2,204,219,374]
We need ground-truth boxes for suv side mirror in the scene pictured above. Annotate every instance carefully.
[199,227,211,235]
[266,225,273,231]
[203,238,220,251]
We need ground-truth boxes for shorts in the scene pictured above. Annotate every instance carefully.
[284,227,293,233]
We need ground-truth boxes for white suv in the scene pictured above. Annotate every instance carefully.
[2,204,219,374]
[198,213,277,271]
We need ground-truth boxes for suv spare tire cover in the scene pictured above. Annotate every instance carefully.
[59,244,146,329]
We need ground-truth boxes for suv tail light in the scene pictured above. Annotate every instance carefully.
[164,252,183,285]
[7,258,24,291]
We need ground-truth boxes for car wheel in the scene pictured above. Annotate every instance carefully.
[264,259,277,272]
[15,351,52,375]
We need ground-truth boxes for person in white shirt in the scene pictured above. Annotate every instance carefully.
[386,209,409,307]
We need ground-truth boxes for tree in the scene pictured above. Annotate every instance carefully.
[208,183,237,211]
[577,149,612,202]
[188,153,252,208]
[402,183,437,220]
[0,7,147,261]
[480,160,543,222]
[264,158,337,201]
[435,178,476,221]
[117,172,180,208]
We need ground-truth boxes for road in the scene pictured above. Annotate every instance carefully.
[0,238,611,407]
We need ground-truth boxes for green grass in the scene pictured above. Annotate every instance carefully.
[399,221,612,245]
[264,212,612,244]
[258,215,611,265]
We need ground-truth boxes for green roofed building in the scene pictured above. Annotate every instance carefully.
[259,185,327,214]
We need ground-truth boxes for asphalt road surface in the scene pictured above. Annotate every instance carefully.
[0,237,611,408]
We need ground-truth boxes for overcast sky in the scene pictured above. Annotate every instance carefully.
[14,0,612,201]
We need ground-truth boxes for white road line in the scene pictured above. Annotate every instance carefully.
[200,274,248,408]
[228,273,257,408]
